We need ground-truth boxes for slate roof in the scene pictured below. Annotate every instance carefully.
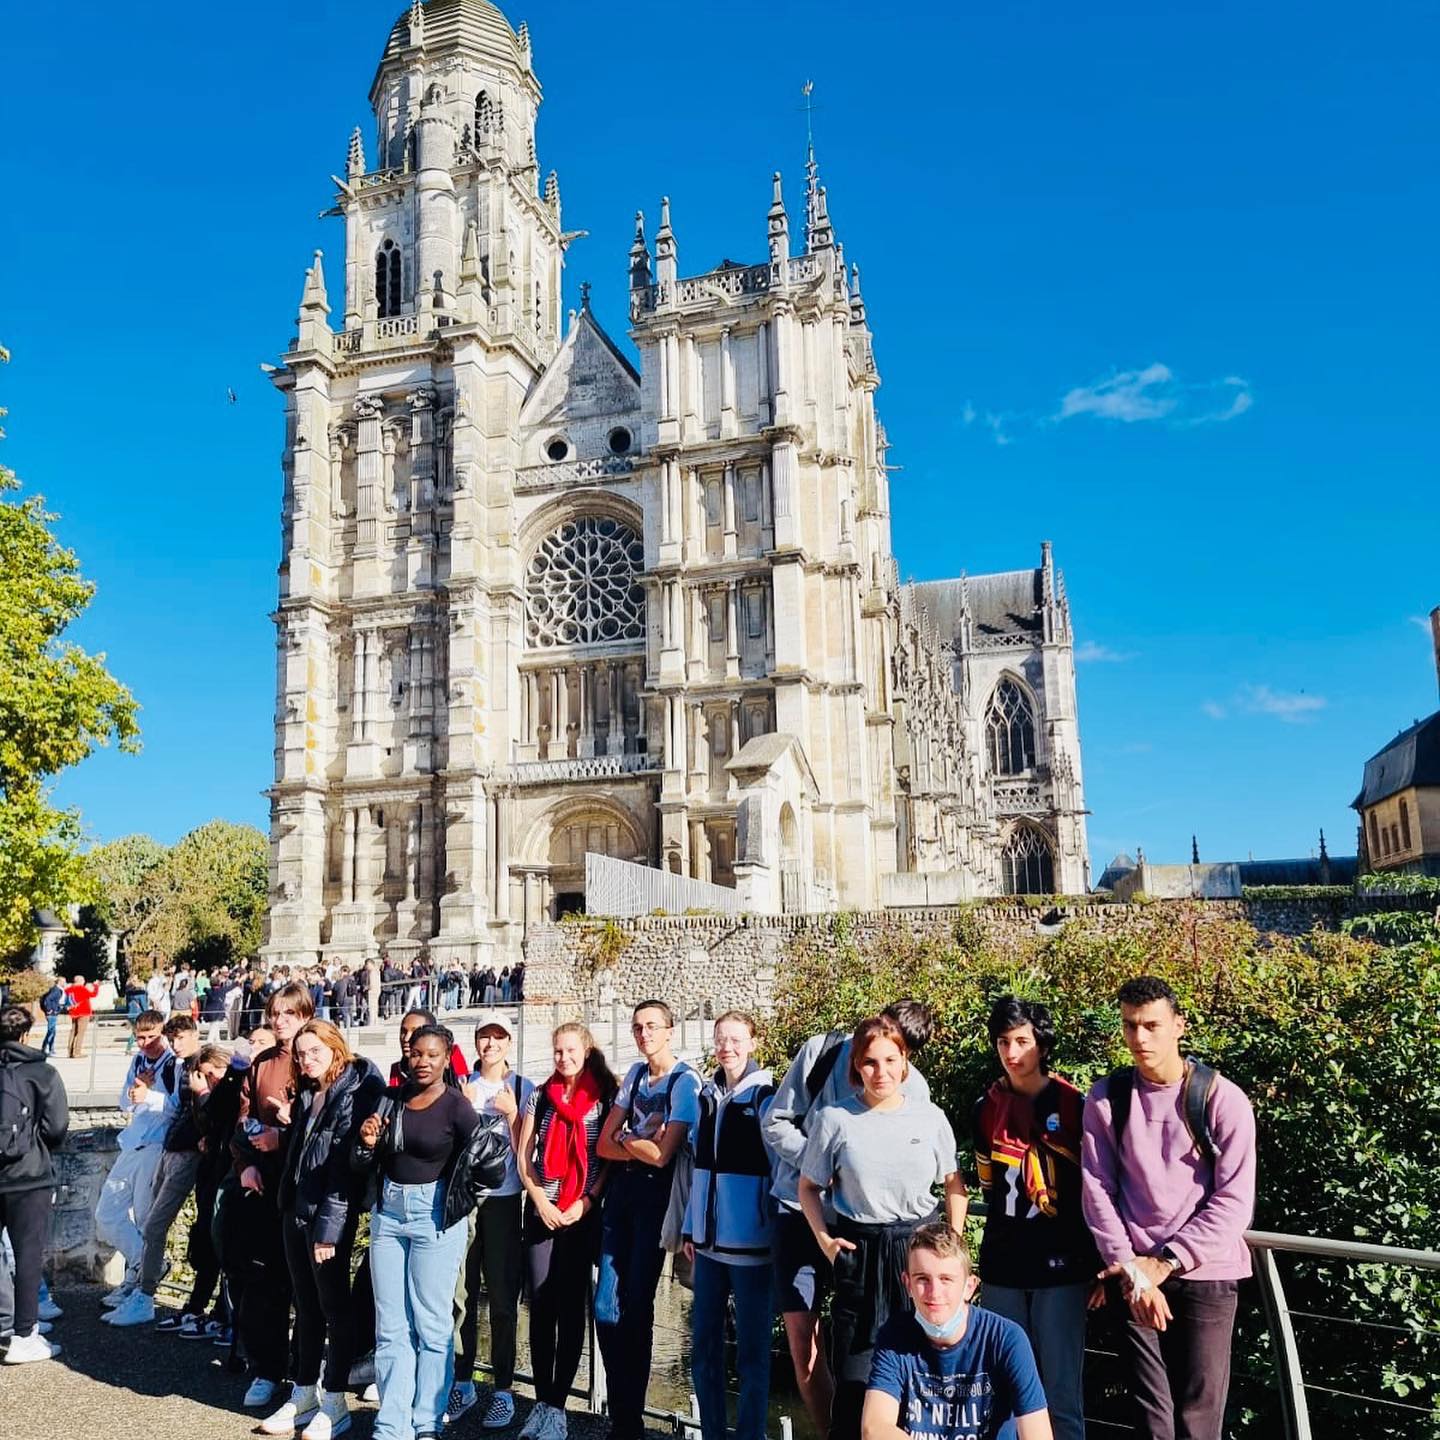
[376,1,522,87]
[1352,712,1440,809]
[909,568,1044,641]
[1236,857,1358,886]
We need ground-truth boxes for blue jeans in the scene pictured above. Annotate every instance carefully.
[983,1282,1088,1440]
[371,1179,469,1440]
[42,1015,57,1056]
[691,1254,774,1440]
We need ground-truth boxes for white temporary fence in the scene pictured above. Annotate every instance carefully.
[584,852,744,918]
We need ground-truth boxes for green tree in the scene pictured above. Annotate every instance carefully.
[84,832,166,979]
[0,353,140,961]
[128,820,268,975]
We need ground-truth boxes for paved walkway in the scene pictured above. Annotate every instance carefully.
[6,1281,616,1440]
[52,1000,716,1107]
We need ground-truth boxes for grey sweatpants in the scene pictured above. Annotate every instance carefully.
[139,1150,202,1295]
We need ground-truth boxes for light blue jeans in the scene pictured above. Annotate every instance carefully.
[371,1179,469,1440]
[982,1281,1089,1440]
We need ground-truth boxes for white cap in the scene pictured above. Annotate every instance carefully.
[473,1009,514,1038]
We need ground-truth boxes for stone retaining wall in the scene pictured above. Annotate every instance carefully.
[47,1111,124,1277]
[522,894,1430,1005]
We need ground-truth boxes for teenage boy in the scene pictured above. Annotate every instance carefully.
[972,997,1099,1440]
[1081,977,1256,1440]
[595,999,702,1440]
[107,1015,206,1326]
[863,1222,1052,1440]
[95,1010,180,1307]
[39,979,67,1058]
[764,999,935,1438]
[0,1005,70,1364]
[448,1010,536,1430]
[231,981,314,1409]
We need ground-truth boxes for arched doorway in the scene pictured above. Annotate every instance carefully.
[541,803,645,918]
[779,803,802,913]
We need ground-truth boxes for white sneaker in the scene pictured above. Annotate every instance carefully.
[482,1391,517,1430]
[301,1389,351,1440]
[3,1328,61,1364]
[101,1280,137,1308]
[361,1384,379,1405]
[244,1377,281,1408]
[262,1383,320,1435]
[105,1291,156,1327]
[518,1403,550,1439]
[37,1296,64,1321]
[445,1382,479,1425]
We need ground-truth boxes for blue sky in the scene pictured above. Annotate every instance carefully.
[4,0,1437,872]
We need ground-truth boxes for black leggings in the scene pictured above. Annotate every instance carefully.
[525,1206,599,1409]
[282,1216,358,1391]
[0,1187,51,1336]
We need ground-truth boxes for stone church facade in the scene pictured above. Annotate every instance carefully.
[262,0,1090,970]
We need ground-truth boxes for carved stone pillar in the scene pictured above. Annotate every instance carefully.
[341,807,357,903]
[352,396,383,552]
[725,582,741,679]
[720,327,737,437]
[578,663,596,757]
[722,460,738,556]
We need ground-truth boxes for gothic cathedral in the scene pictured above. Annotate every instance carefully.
[263,0,1089,971]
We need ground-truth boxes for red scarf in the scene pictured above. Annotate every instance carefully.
[541,1070,600,1211]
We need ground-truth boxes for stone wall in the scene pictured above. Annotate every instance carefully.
[522,894,1430,1005]
[47,1110,125,1277]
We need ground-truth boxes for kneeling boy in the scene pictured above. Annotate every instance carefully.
[863,1223,1052,1440]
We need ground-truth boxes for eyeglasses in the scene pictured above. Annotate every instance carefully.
[632,1022,671,1035]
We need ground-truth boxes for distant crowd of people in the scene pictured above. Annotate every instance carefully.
[31,957,528,1057]
[0,972,1255,1440]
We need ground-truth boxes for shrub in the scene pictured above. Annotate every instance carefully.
[768,908,1440,1437]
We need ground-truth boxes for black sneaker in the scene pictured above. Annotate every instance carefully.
[156,1311,195,1333]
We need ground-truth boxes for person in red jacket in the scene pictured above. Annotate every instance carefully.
[63,976,101,1059]
[387,1008,468,1087]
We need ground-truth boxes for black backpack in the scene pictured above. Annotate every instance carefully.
[0,1063,36,1162]
[1108,1056,1219,1165]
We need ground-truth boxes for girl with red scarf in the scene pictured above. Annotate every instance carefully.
[516,1023,617,1440]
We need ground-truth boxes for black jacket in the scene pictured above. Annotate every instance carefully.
[0,1041,69,1194]
[280,1057,385,1246]
[351,1092,510,1230]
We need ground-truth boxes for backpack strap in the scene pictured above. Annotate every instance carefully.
[1181,1058,1218,1165]
[1111,1059,1218,1165]
[1108,1066,1135,1151]
[805,1030,848,1104]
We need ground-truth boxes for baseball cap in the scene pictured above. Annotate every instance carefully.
[473,1009,514,1037]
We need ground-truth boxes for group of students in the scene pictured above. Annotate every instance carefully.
[0,970,1255,1440]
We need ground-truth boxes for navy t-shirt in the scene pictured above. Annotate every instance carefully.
[867,1308,1047,1440]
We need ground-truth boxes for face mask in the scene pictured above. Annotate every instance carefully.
[913,1301,967,1342]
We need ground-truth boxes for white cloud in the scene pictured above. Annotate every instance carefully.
[1238,684,1326,723]
[1202,701,1228,720]
[1410,614,1435,635]
[1058,363,1177,423]
[1074,641,1135,663]
[1055,364,1253,428]
[961,401,1013,447]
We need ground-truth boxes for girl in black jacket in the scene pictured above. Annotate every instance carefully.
[261,1020,384,1440]
[0,1004,69,1363]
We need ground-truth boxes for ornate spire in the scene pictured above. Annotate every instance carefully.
[628,210,651,291]
[300,250,329,316]
[1191,835,1200,864]
[654,196,676,287]
[517,20,531,59]
[458,221,483,311]
[849,263,867,324]
[580,280,592,311]
[1319,828,1329,860]
[407,1,424,45]
[544,169,560,209]
[347,126,365,177]
[768,171,790,265]
[805,144,835,252]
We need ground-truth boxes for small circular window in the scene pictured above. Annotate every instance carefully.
[545,436,569,462]
[607,426,632,457]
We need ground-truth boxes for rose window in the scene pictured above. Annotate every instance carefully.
[525,515,646,649]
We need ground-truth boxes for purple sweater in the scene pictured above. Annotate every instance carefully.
[1081,1068,1256,1280]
